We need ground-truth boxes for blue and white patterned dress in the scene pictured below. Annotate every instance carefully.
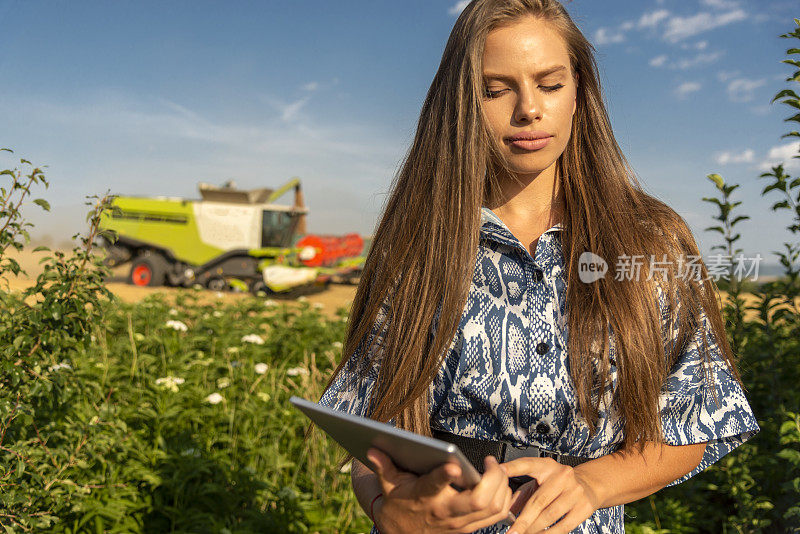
[319,207,760,533]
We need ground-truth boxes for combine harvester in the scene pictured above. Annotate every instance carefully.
[97,178,368,295]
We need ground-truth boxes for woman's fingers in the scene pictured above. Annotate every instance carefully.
[507,468,570,533]
[526,484,580,532]
[500,457,552,478]
[366,447,407,493]
[445,455,510,518]
[538,502,594,534]
[414,460,462,497]
[455,482,515,533]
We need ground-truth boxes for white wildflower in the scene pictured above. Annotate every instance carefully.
[215,291,224,299]
[254,362,268,375]
[226,347,240,354]
[332,341,343,349]
[286,367,309,377]
[165,320,188,332]
[212,310,223,317]
[169,308,178,316]
[241,334,264,345]
[313,302,324,309]
[48,362,72,372]
[155,376,185,392]
[264,299,277,307]
[339,461,352,474]
[205,392,224,405]
[216,377,230,389]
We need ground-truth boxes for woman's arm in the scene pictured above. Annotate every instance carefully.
[573,440,707,508]
[501,441,707,534]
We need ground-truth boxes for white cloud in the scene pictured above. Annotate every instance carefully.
[680,40,709,50]
[637,9,671,29]
[675,81,702,97]
[302,81,319,92]
[650,54,669,67]
[700,0,741,9]
[674,51,724,70]
[448,0,470,15]
[715,149,755,165]
[663,9,747,43]
[726,77,767,102]
[717,69,740,82]
[594,27,627,45]
[758,141,800,172]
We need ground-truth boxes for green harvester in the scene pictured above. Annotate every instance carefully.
[98,178,367,295]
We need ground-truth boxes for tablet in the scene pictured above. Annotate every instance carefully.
[290,395,516,526]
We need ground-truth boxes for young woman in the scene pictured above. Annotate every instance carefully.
[315,1,759,532]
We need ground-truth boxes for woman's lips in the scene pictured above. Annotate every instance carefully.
[509,136,552,150]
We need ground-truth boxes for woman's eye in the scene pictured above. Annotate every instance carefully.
[483,84,565,99]
[541,84,565,92]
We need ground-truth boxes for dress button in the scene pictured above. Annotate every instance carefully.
[532,269,543,282]
[535,422,551,435]
[536,342,549,355]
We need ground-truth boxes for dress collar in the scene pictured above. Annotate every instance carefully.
[479,206,564,272]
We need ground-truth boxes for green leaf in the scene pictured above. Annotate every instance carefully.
[707,173,725,190]
[772,88,800,103]
[33,198,50,211]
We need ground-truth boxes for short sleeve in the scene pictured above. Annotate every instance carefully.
[317,295,397,426]
[657,289,760,486]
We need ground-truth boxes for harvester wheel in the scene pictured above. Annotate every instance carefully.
[206,277,228,292]
[249,280,273,296]
[129,253,168,287]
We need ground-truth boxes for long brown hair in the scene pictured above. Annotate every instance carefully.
[308,0,741,466]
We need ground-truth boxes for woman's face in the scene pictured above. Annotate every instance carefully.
[481,16,578,179]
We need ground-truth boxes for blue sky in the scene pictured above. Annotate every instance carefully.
[1,0,798,272]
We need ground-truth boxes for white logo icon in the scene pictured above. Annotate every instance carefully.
[578,252,607,283]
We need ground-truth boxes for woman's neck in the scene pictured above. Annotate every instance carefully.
[487,168,564,232]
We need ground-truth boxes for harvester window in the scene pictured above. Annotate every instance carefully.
[261,210,298,248]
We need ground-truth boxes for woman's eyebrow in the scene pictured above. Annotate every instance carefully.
[483,65,568,82]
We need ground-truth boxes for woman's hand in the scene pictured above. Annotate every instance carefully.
[500,458,600,534]
[366,447,514,534]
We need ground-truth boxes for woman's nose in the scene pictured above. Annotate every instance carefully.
[513,87,542,123]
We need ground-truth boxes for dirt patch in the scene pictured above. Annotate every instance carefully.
[2,247,357,318]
